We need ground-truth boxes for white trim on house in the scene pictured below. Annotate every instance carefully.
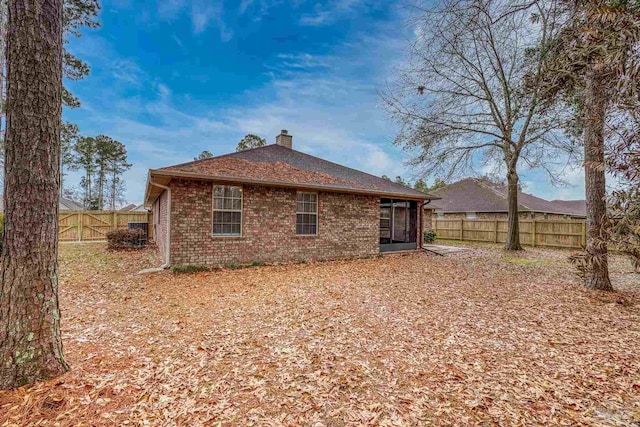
[211,184,244,237]
[295,191,318,236]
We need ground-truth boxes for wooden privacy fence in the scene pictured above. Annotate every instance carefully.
[433,219,587,249]
[59,210,152,242]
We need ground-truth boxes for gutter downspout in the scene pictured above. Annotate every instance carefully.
[138,180,171,274]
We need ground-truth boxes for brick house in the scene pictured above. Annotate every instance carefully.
[144,131,438,268]
[428,178,586,221]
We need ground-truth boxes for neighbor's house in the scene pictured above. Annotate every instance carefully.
[1,196,82,213]
[120,203,148,212]
[144,130,438,268]
[428,178,586,221]
[59,197,84,211]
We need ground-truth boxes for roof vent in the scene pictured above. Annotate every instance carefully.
[276,129,292,149]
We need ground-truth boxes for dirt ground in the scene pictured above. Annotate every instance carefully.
[1,243,639,426]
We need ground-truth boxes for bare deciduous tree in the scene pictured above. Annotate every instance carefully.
[383,0,579,251]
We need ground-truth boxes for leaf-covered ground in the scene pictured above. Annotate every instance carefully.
[1,243,639,426]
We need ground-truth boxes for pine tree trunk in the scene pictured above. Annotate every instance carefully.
[98,168,104,210]
[111,170,117,210]
[583,67,613,291]
[0,0,68,390]
[504,169,523,251]
[86,170,92,209]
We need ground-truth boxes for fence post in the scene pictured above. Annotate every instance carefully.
[460,219,464,241]
[78,212,83,242]
[532,220,536,247]
[494,220,498,243]
[581,221,586,247]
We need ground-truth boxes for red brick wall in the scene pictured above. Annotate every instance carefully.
[152,190,168,260]
[168,180,380,267]
[422,208,433,231]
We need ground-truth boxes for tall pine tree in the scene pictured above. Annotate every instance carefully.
[0,0,68,389]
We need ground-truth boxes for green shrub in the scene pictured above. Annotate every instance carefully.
[423,229,437,244]
[171,264,210,274]
[106,228,146,249]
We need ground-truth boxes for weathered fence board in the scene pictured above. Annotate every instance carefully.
[59,210,152,242]
[432,219,586,249]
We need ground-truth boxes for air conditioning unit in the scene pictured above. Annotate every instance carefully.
[127,222,149,246]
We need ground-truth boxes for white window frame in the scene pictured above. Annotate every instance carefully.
[437,213,445,220]
[465,212,478,219]
[296,191,318,236]
[212,185,243,237]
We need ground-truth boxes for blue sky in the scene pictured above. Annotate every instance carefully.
[64,0,586,205]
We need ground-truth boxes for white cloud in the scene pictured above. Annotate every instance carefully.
[157,0,187,19]
[298,0,366,27]
[157,83,171,100]
[110,59,145,85]
[191,10,209,33]
[172,33,184,48]
[65,2,588,205]
[190,2,233,41]
[239,0,254,14]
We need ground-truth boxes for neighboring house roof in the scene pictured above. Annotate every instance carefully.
[1,196,83,212]
[145,144,439,205]
[120,203,137,211]
[121,203,148,212]
[551,199,587,217]
[59,197,84,211]
[428,178,586,217]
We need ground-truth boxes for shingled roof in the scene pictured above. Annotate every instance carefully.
[429,178,586,217]
[550,199,587,217]
[145,144,437,205]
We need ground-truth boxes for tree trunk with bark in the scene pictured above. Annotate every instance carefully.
[582,67,613,291]
[504,168,523,251]
[0,0,68,390]
[98,168,104,210]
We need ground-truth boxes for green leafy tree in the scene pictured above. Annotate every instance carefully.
[106,140,131,210]
[429,178,446,192]
[60,0,101,108]
[94,136,114,210]
[394,176,408,186]
[607,124,639,273]
[0,0,99,109]
[381,175,391,181]
[540,0,640,290]
[0,0,100,192]
[194,150,214,161]
[413,178,429,193]
[236,134,266,152]
[60,122,80,196]
[71,136,97,209]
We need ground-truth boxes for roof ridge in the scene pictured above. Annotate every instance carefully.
[159,144,274,170]
[472,178,511,201]
[278,147,437,197]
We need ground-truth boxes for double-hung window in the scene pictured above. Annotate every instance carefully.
[212,185,242,236]
[296,192,318,235]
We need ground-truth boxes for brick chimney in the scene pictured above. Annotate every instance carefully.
[276,129,292,149]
